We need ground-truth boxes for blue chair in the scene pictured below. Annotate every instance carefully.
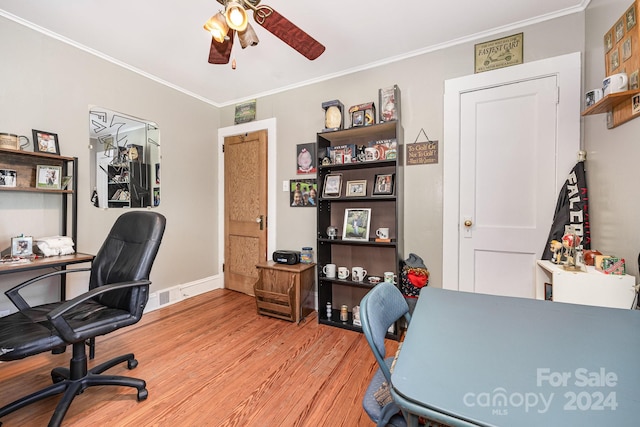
[361,282,411,427]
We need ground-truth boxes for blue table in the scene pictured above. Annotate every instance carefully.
[391,287,640,426]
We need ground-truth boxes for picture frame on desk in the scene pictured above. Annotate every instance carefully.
[32,130,60,154]
[11,236,33,257]
[36,165,62,190]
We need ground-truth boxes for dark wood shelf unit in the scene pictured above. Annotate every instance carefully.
[316,121,404,340]
[0,147,86,300]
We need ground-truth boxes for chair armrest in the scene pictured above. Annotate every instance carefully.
[47,279,150,342]
[5,268,92,311]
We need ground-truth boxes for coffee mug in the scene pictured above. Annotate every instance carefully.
[376,227,389,239]
[338,266,350,280]
[603,73,628,96]
[384,271,397,284]
[352,266,368,282]
[323,263,336,279]
[364,147,380,161]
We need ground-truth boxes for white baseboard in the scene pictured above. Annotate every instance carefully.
[145,275,222,313]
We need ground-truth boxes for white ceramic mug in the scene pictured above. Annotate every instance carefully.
[338,266,350,280]
[364,147,380,161]
[376,227,389,239]
[323,263,336,278]
[384,271,397,284]
[603,73,628,95]
[352,266,367,282]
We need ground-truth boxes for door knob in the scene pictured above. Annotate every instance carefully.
[464,219,473,227]
[256,215,264,230]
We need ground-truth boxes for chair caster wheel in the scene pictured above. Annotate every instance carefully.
[128,359,138,369]
[137,388,148,401]
[51,374,65,384]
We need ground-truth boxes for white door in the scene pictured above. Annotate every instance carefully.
[443,52,581,297]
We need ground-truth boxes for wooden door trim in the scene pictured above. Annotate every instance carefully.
[442,52,581,291]
[217,118,277,285]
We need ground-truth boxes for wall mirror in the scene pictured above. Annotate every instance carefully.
[88,106,160,208]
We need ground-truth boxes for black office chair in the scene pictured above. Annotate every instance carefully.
[0,211,166,426]
[361,282,411,427]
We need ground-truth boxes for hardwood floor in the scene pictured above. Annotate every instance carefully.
[0,289,398,426]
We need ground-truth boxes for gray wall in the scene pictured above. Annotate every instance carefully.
[220,12,586,288]
[0,17,219,305]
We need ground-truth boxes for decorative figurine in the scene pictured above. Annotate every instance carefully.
[561,228,582,271]
[549,240,563,264]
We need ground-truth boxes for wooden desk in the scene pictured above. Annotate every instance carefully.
[0,253,95,300]
[254,261,315,323]
[391,287,640,426]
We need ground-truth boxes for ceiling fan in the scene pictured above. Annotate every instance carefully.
[204,0,325,65]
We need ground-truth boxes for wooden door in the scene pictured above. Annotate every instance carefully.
[224,130,268,295]
[443,53,581,297]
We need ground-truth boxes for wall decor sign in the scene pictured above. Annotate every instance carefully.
[474,33,523,73]
[234,99,256,124]
[406,128,438,165]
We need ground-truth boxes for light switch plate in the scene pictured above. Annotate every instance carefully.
[283,180,289,191]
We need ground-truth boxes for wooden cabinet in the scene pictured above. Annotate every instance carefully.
[316,121,403,339]
[254,261,315,323]
[535,260,636,309]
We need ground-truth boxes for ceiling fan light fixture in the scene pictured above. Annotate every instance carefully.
[204,12,229,43]
[225,1,248,31]
[238,23,259,49]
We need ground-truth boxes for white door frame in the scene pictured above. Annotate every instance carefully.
[217,118,277,282]
[442,52,581,291]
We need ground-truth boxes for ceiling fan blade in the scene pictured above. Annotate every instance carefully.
[253,5,325,60]
[208,29,235,64]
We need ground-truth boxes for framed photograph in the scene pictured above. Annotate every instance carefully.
[627,5,636,31]
[544,283,553,301]
[32,130,60,154]
[615,18,625,43]
[322,174,342,198]
[604,30,613,53]
[351,110,364,127]
[346,180,367,197]
[11,236,33,257]
[610,48,619,72]
[0,169,17,187]
[633,94,640,114]
[290,179,317,207]
[342,208,371,241]
[631,69,639,90]
[296,142,317,174]
[373,173,395,196]
[623,37,632,62]
[36,165,62,189]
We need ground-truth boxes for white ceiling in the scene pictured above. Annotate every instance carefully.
[0,0,590,107]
